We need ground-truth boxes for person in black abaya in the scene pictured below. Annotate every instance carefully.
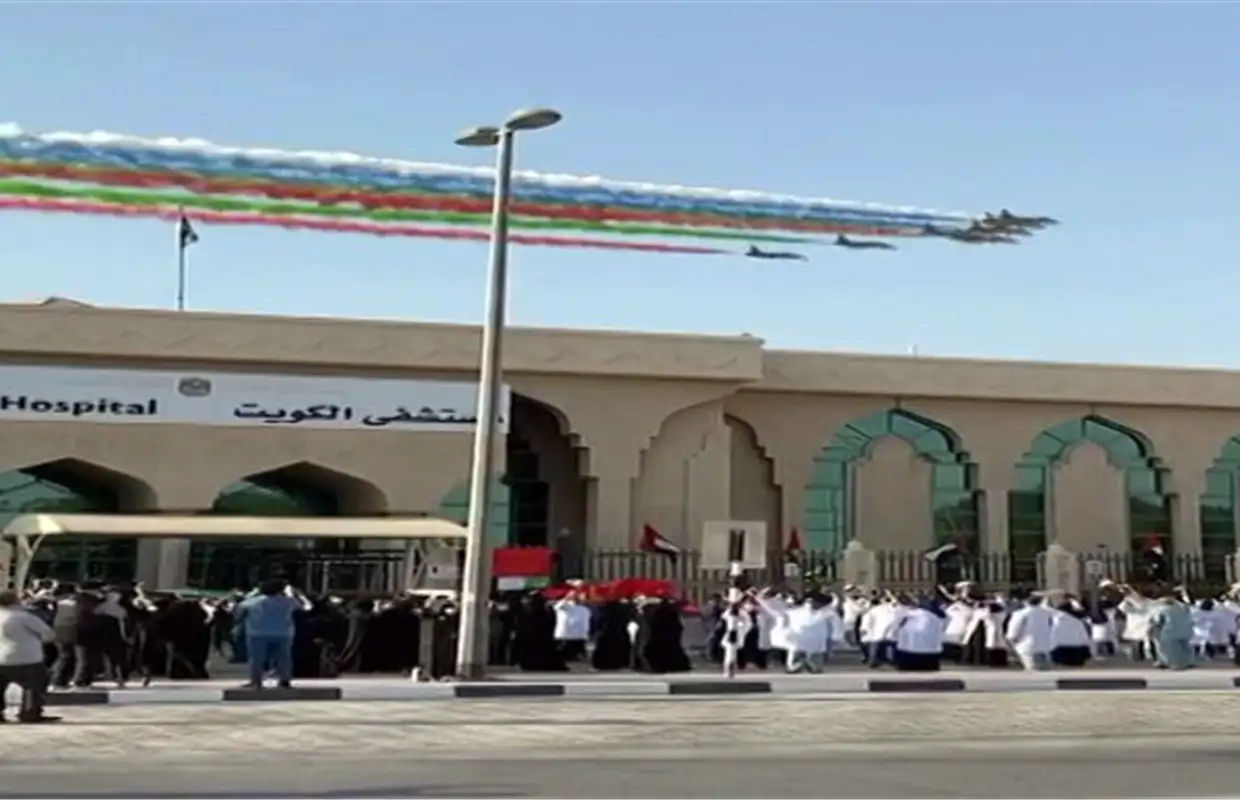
[291,604,323,678]
[635,598,690,674]
[488,595,519,666]
[513,594,566,672]
[590,599,634,671]
[338,599,377,673]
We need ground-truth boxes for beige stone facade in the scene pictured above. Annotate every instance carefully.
[5,299,1240,588]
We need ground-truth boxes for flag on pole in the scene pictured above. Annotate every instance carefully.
[178,215,199,250]
[639,524,681,564]
[922,542,959,563]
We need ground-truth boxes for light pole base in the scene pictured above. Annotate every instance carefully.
[456,663,489,681]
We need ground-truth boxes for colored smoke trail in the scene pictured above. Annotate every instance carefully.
[0,124,972,227]
[0,196,733,255]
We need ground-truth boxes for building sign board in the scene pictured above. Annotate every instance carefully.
[0,364,510,433]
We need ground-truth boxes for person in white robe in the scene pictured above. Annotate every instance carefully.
[892,598,944,672]
[1005,594,1056,671]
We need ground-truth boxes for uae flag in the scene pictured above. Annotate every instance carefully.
[639,524,681,563]
[1141,533,1170,581]
[177,214,200,250]
[783,526,804,578]
[923,541,960,563]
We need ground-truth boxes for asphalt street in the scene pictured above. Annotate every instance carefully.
[4,693,1240,798]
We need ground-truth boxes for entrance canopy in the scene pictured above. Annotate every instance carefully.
[0,513,469,591]
[1,513,469,540]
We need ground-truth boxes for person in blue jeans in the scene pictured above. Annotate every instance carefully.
[235,579,304,689]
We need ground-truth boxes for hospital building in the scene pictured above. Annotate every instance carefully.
[2,297,1240,589]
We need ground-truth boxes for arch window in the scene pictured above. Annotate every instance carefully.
[0,465,135,582]
[189,473,345,590]
[1201,437,1240,578]
[803,409,978,551]
[1008,416,1170,566]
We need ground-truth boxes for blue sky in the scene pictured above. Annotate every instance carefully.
[2,3,1238,366]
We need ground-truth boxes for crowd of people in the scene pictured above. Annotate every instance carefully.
[2,570,1237,723]
[695,579,1240,676]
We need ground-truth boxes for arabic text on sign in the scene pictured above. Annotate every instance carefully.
[231,403,482,427]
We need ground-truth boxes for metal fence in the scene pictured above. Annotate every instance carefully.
[576,548,1234,605]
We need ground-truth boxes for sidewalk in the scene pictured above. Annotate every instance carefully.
[15,667,1240,707]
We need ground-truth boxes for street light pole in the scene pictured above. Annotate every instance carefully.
[454,108,562,680]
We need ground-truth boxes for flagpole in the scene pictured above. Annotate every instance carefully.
[175,212,188,312]
[176,240,187,312]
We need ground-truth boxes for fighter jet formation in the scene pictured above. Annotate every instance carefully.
[922,209,1060,246]
[744,209,1057,261]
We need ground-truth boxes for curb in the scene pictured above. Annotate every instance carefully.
[34,674,1240,706]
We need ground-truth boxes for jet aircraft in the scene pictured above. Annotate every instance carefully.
[922,224,1021,245]
[979,209,1060,231]
[746,245,808,261]
[834,234,897,251]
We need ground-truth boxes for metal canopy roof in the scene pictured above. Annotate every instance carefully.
[0,513,468,540]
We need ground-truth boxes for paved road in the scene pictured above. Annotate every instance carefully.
[7,740,1240,799]
[6,693,1240,797]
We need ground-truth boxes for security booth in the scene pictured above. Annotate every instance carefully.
[0,512,469,595]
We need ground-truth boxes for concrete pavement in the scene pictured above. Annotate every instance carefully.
[18,665,1240,706]
[5,693,1240,797]
[12,694,1240,759]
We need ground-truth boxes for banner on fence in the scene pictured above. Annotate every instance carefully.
[700,520,767,569]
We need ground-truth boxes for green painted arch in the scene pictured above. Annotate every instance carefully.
[1008,416,1170,560]
[436,476,511,546]
[212,478,339,516]
[802,408,979,552]
[1201,436,1240,569]
[0,466,134,583]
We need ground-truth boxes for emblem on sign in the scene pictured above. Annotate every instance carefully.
[177,377,212,397]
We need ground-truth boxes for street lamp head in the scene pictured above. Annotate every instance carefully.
[503,108,562,132]
[454,126,502,148]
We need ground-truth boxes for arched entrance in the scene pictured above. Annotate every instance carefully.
[726,415,781,553]
[1009,416,1169,566]
[0,458,149,582]
[1200,436,1240,579]
[188,462,383,591]
[803,408,978,552]
[506,394,588,559]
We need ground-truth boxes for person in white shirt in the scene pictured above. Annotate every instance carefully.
[760,593,839,673]
[0,590,58,724]
[940,599,975,663]
[892,597,944,672]
[1049,604,1092,667]
[1005,595,1056,671]
[552,591,592,662]
[719,601,752,678]
[974,601,1011,668]
[859,596,903,668]
[1119,588,1153,662]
